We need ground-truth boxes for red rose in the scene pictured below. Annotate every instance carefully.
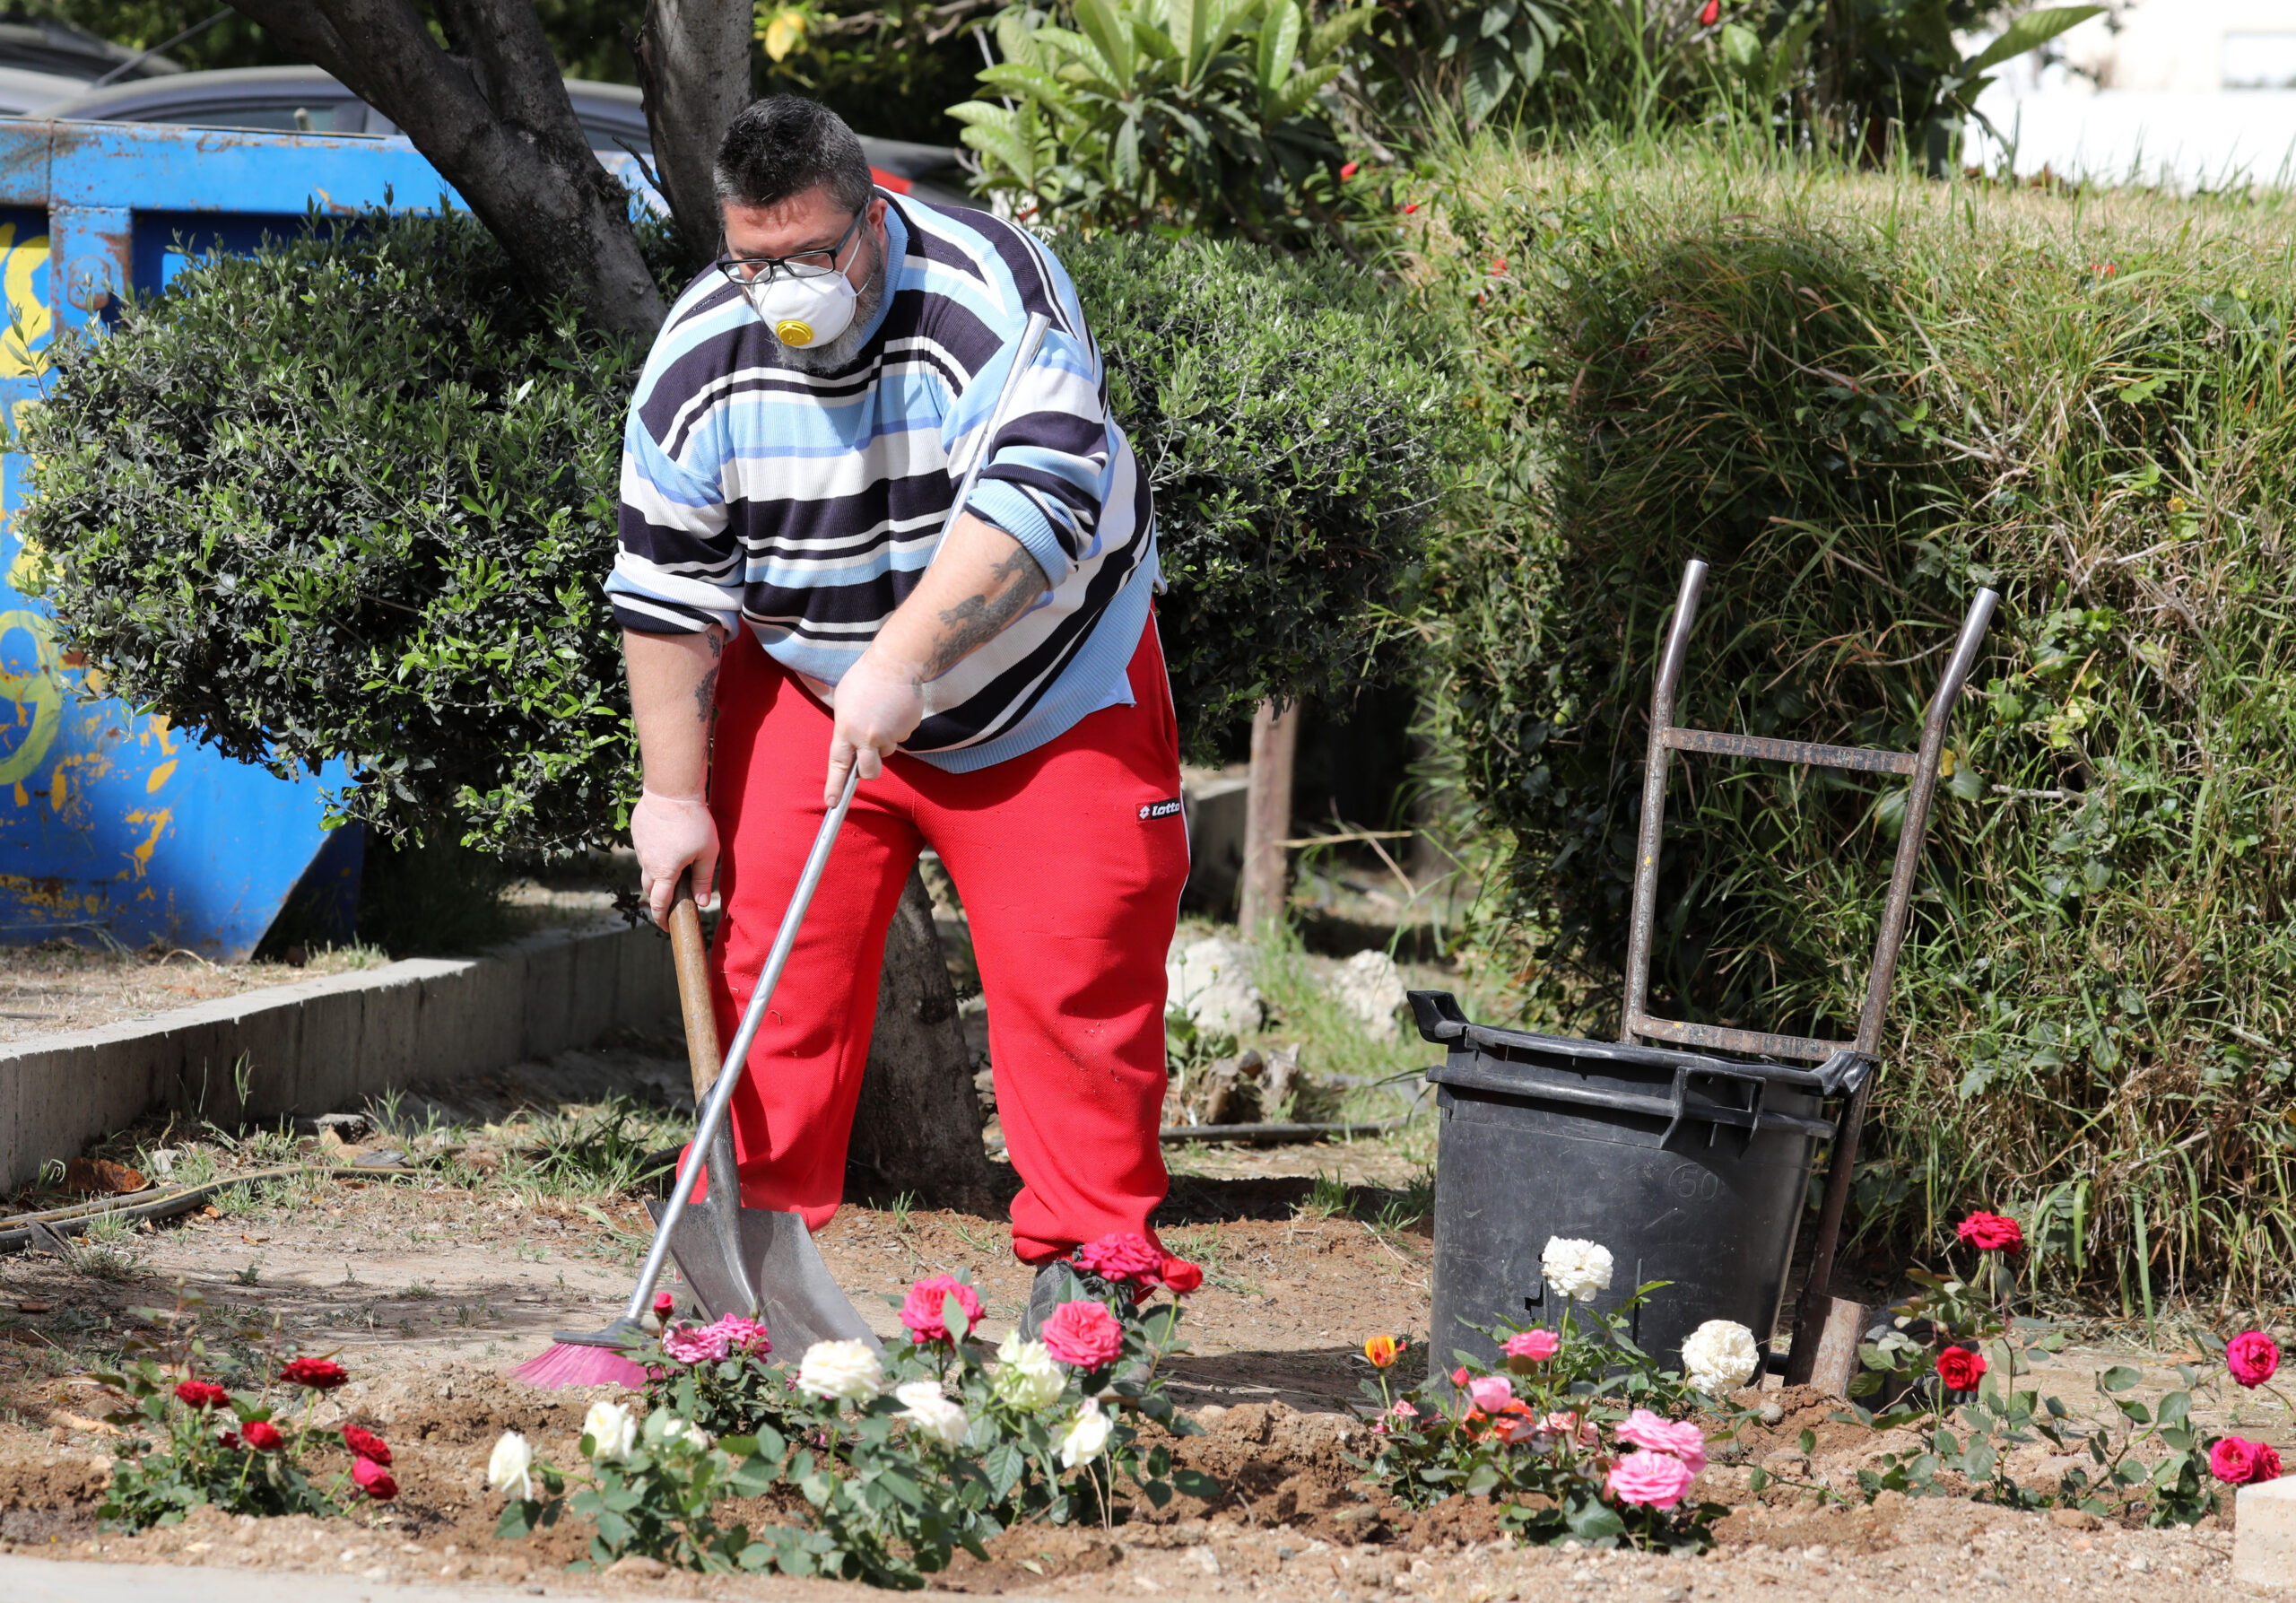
[281,1357,349,1391]
[342,1424,392,1465]
[2211,1434,2282,1485]
[1935,1346,1987,1392]
[241,1420,283,1451]
[174,1381,230,1410]
[1159,1256,1204,1294]
[899,1274,985,1343]
[1697,0,1719,23]
[2227,1329,2281,1389]
[1955,1211,2024,1253]
[653,1292,675,1319]
[1340,161,1359,180]
[352,1456,397,1500]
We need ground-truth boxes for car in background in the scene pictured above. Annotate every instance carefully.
[0,6,181,116]
[27,66,977,207]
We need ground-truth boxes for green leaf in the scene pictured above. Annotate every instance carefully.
[1257,0,1302,94]
[1171,1467,1222,1499]
[1964,7,2104,75]
[2100,1365,2144,1393]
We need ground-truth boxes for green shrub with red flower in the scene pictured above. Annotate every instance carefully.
[92,1290,393,1530]
[1845,1209,2288,1523]
[1351,1233,1748,1551]
[492,1233,1219,1584]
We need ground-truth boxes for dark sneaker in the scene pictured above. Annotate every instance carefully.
[1018,1259,1135,1338]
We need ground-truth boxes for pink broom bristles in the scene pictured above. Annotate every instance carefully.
[509,1341,648,1390]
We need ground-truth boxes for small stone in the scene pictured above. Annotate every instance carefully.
[1758,1404,1785,1426]
[2048,1508,2100,1530]
[605,1555,669,1580]
[1166,937,1265,1036]
[1326,949,1409,1040]
[1978,1570,2008,1585]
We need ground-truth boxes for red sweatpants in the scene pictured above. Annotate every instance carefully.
[702,618,1187,1262]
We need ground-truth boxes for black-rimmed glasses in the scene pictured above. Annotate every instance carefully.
[713,212,864,287]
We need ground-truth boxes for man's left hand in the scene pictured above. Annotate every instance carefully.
[826,648,926,805]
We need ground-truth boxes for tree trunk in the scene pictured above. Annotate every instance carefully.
[224,0,665,339]
[1238,698,1299,934]
[636,0,754,274]
[848,868,997,1207]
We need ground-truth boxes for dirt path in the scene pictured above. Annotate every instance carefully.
[0,1048,2279,1599]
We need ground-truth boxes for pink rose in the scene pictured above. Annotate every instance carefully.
[661,1322,730,1364]
[1615,1407,1707,1474]
[1375,1399,1419,1434]
[1076,1233,1167,1286]
[2228,1330,2281,1389]
[1465,1374,1514,1412]
[1503,1329,1560,1363]
[1039,1300,1124,1368]
[900,1275,985,1343]
[709,1313,770,1355]
[352,1455,397,1501]
[1543,1410,1598,1448]
[1605,1449,1696,1509]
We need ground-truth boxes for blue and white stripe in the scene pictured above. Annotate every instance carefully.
[608,194,1155,771]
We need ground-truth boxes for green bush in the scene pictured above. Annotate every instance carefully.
[22,213,648,858]
[1422,136,2296,1306]
[23,211,1457,854]
[952,0,1388,252]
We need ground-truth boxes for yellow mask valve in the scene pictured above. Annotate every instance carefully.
[774,318,815,346]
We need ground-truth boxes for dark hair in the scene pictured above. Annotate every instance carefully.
[714,96,874,215]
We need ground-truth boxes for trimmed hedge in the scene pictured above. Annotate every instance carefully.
[22,212,1457,855]
[1424,142,2296,1305]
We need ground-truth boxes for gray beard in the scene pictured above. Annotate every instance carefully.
[780,233,888,374]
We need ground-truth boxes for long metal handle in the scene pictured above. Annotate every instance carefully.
[619,768,861,1328]
[1622,560,1708,1043]
[944,311,1052,541]
[1787,584,1997,1385]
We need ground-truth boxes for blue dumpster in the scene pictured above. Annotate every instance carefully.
[0,119,543,957]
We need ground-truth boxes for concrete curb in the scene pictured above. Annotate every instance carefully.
[0,919,677,1190]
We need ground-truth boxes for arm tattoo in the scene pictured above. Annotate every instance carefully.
[693,666,718,722]
[930,544,1048,675]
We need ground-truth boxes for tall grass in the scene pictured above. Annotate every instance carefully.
[1420,131,2296,1308]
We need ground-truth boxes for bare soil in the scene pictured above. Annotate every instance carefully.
[0,1047,2282,1599]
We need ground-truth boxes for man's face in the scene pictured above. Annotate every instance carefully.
[721,184,887,296]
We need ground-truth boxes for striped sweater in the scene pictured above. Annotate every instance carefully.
[607,194,1155,771]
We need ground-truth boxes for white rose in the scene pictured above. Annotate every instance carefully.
[894,1381,970,1448]
[994,1330,1066,1412]
[1540,1236,1614,1302]
[486,1430,535,1499]
[581,1399,638,1462]
[644,1410,713,1453]
[1057,1398,1111,1468]
[1680,1319,1761,1394]
[797,1338,884,1403]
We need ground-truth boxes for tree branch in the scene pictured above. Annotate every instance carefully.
[222,0,666,339]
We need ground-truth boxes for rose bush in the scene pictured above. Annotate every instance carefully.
[94,1287,391,1530]
[498,1240,1217,1583]
[1352,1238,1725,1550]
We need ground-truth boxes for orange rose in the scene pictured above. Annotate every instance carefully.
[1363,1335,1405,1369]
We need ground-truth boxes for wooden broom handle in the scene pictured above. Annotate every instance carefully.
[666,871,723,1102]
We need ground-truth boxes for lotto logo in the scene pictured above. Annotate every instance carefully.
[1138,797,1183,821]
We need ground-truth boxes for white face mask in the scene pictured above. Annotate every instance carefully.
[743,266,859,351]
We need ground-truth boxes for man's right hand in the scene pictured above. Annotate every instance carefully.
[632,789,719,926]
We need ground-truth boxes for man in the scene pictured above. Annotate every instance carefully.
[608,97,1183,1323]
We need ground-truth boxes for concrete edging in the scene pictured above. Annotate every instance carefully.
[0,920,677,1191]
